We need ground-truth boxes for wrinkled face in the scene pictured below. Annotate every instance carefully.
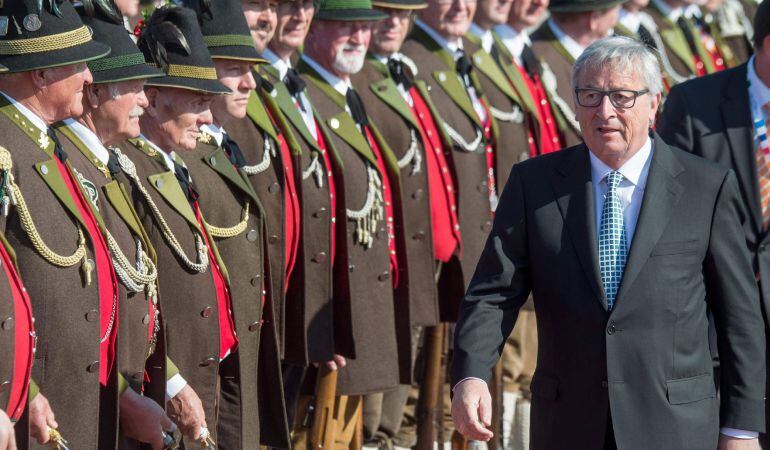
[87,79,148,145]
[509,0,548,28]
[476,0,513,27]
[272,0,315,55]
[38,63,93,122]
[592,5,621,38]
[115,0,140,17]
[147,87,215,151]
[305,20,371,77]
[419,0,477,39]
[371,7,413,55]
[212,59,257,121]
[241,0,279,53]
[575,64,660,168]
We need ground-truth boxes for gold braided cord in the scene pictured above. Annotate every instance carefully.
[206,202,250,238]
[0,26,92,55]
[166,64,218,80]
[105,230,158,286]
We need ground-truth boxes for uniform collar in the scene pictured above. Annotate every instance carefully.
[201,123,225,147]
[493,24,530,59]
[619,8,642,33]
[469,23,494,53]
[547,18,586,61]
[1,92,49,131]
[141,134,177,173]
[263,47,291,80]
[64,119,110,165]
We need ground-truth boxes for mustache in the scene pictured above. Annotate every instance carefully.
[129,106,144,118]
[342,43,366,53]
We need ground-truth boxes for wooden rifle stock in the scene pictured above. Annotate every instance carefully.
[310,366,338,450]
[416,324,446,450]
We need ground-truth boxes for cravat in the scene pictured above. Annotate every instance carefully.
[387,58,413,91]
[48,127,68,162]
[172,160,199,203]
[676,16,701,59]
[222,133,247,169]
[455,51,473,87]
[283,68,307,98]
[637,24,658,51]
[599,171,627,310]
[520,44,540,78]
[345,88,369,127]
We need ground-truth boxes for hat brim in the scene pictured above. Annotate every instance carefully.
[145,76,232,94]
[209,46,268,64]
[92,64,164,84]
[371,1,428,9]
[2,39,111,73]
[549,0,627,12]
[314,8,389,20]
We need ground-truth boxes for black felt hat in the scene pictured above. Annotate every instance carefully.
[77,2,163,84]
[549,0,627,13]
[314,0,388,21]
[371,0,427,10]
[182,0,266,63]
[138,5,230,94]
[0,0,110,73]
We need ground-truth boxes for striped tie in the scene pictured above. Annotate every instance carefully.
[756,108,770,229]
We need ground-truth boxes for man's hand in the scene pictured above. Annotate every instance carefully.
[325,354,346,371]
[451,379,494,442]
[28,393,57,444]
[166,384,207,441]
[120,388,176,449]
[0,409,17,450]
[717,435,760,450]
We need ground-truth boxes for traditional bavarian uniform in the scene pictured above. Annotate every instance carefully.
[182,0,290,447]
[0,2,114,448]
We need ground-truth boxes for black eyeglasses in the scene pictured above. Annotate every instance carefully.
[574,88,650,109]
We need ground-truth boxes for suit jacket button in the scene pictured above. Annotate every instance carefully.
[1,317,12,330]
[378,271,390,282]
[201,306,213,318]
[268,234,279,244]
[251,275,262,287]
[313,207,327,218]
[268,182,281,194]
[412,230,426,240]
[412,189,424,200]
[87,361,100,373]
[246,229,258,242]
[601,380,608,388]
[209,156,217,166]
[199,357,217,367]
[85,309,98,322]
[607,323,616,335]
[142,314,150,325]
[349,264,356,272]
[155,179,163,188]
[248,322,260,332]
[313,252,328,263]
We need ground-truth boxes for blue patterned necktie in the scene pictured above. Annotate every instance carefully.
[599,171,627,310]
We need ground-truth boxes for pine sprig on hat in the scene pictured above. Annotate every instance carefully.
[138,6,191,72]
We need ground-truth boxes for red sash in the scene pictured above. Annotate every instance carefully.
[314,119,337,265]
[54,157,118,386]
[513,62,563,154]
[0,242,33,420]
[194,204,238,360]
[408,87,461,262]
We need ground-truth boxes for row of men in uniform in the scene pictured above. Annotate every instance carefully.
[0,0,757,448]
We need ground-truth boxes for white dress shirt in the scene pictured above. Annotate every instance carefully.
[372,53,414,106]
[64,120,111,165]
[468,23,494,53]
[619,8,642,34]
[493,24,531,67]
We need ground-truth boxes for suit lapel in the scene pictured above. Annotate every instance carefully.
[720,64,762,233]
[433,70,483,127]
[328,112,378,166]
[246,90,279,142]
[615,135,684,306]
[273,81,320,152]
[369,77,420,130]
[492,33,540,119]
[202,144,261,206]
[552,146,605,307]
[147,171,200,228]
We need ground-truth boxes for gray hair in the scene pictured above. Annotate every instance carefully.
[571,36,664,97]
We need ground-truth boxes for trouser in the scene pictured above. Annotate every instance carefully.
[216,352,241,450]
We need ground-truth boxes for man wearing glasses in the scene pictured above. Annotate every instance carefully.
[451,36,765,450]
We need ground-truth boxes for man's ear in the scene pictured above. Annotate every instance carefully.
[84,84,101,109]
[144,87,159,118]
[29,69,47,90]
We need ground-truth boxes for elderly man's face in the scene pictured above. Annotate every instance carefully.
[145,87,215,151]
[591,5,621,38]
[242,0,279,53]
[476,0,513,27]
[509,0,548,29]
[371,7,412,55]
[212,59,257,121]
[39,63,93,122]
[420,0,477,39]
[575,64,660,168]
[272,0,315,55]
[305,20,371,77]
[86,79,148,146]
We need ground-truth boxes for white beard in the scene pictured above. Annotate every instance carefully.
[332,44,367,74]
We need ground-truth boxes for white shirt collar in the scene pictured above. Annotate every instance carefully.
[141,134,177,173]
[415,19,464,54]
[300,54,352,97]
[493,24,530,60]
[469,23,494,53]
[200,123,225,147]
[1,92,49,132]
[619,9,642,33]
[747,55,770,115]
[63,119,110,165]
[589,136,653,190]
[547,18,585,61]
[263,47,291,80]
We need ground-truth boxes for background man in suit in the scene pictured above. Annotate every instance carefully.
[658,1,770,444]
[452,36,765,450]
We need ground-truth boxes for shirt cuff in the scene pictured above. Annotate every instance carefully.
[165,374,187,399]
[452,377,487,392]
[720,428,759,439]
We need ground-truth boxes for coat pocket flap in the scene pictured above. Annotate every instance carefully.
[651,239,699,256]
[666,373,716,405]
[531,373,558,400]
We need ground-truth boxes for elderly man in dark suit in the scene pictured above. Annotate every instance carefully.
[658,1,770,445]
[452,35,765,450]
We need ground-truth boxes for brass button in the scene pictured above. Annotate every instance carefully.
[87,361,100,373]
[378,271,390,282]
[1,317,13,330]
[142,314,150,325]
[251,275,261,287]
[481,221,492,232]
[268,182,281,194]
[85,309,98,322]
[313,207,327,218]
[412,189,424,200]
[248,322,260,332]
[412,230,426,241]
[246,229,258,242]
[199,357,218,367]
[268,234,279,244]
[201,306,213,318]
[312,252,327,264]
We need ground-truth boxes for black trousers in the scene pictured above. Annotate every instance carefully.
[604,414,617,450]
[216,351,242,450]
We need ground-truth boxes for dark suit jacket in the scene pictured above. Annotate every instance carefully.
[452,133,765,449]
[658,63,770,322]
